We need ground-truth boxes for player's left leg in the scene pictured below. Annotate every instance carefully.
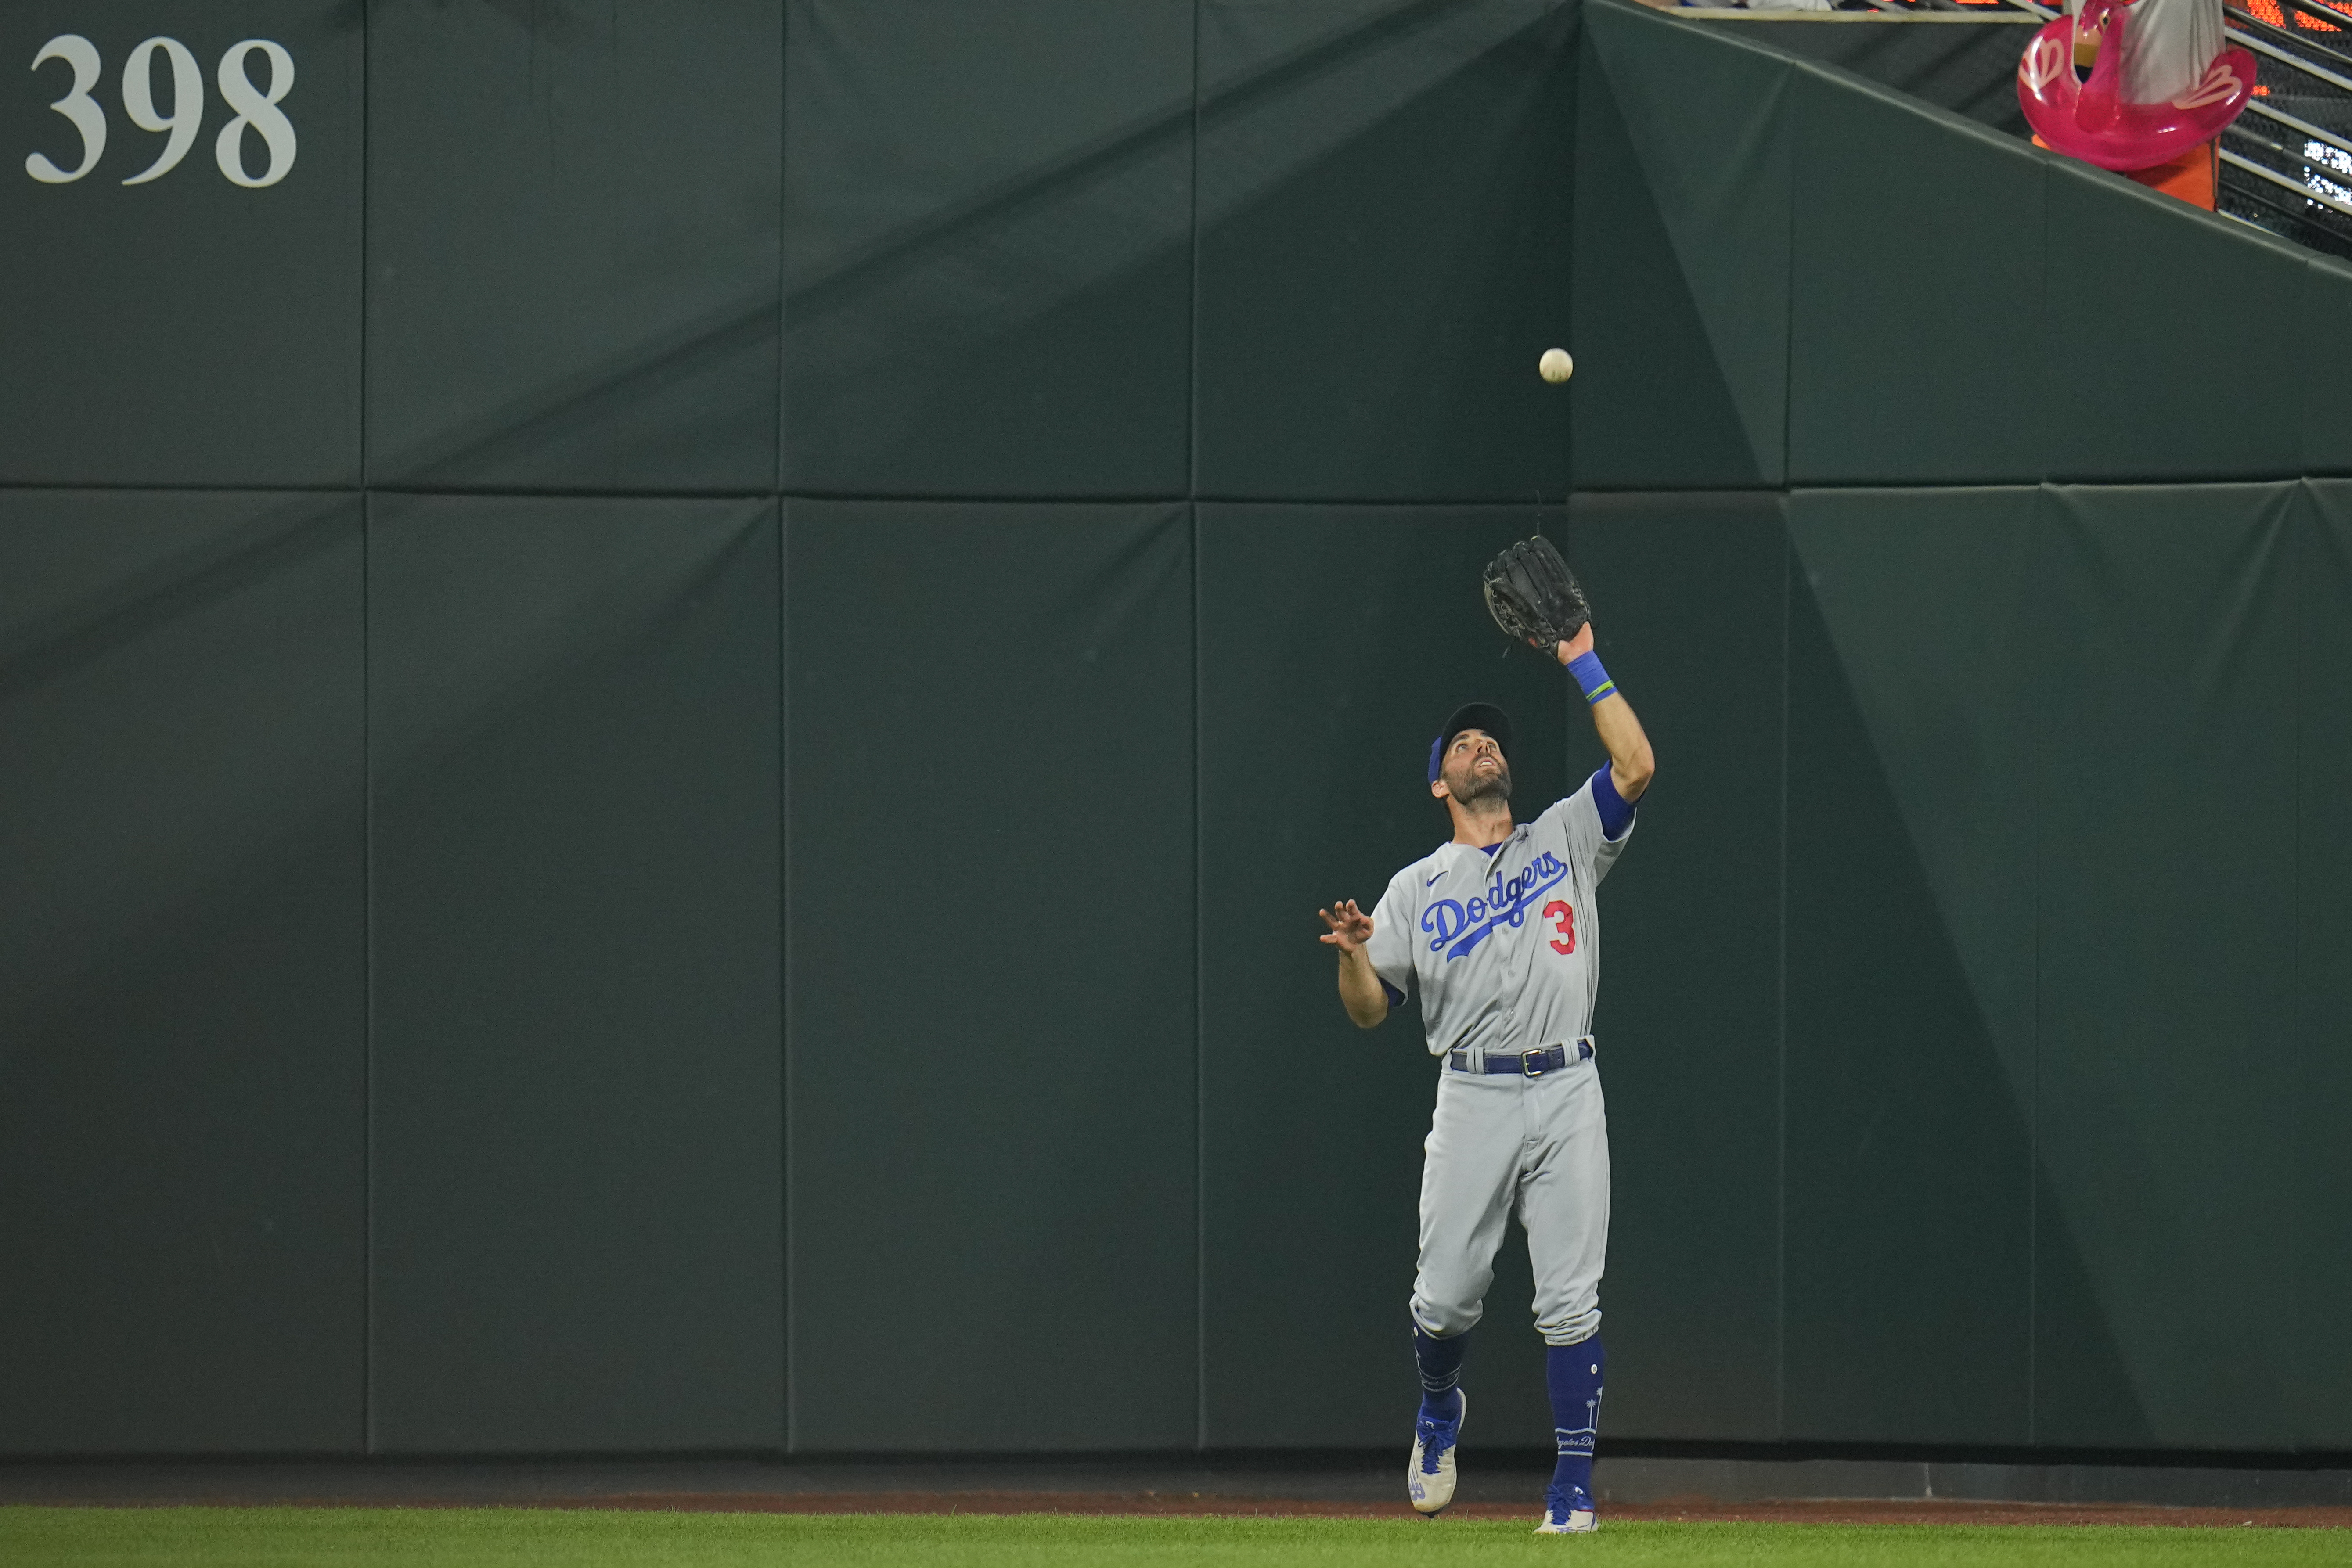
[1406,1073,1519,1514]
[1516,1062,1610,1534]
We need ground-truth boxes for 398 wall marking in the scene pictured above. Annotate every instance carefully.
[25,33,296,189]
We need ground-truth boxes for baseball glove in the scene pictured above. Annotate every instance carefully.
[1481,536,1590,651]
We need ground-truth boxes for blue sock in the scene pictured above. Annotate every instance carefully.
[1546,1337,1605,1498]
[1412,1323,1466,1421]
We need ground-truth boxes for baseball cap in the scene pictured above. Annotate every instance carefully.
[1427,702,1514,784]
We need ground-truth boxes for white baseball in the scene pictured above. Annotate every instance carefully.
[1538,348,1574,384]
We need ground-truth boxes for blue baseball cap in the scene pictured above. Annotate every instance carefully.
[1428,702,1513,784]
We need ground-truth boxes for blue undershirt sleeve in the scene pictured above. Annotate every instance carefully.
[1590,765,1636,842]
[1381,979,1407,1011]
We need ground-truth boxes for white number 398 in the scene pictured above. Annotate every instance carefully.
[26,33,296,189]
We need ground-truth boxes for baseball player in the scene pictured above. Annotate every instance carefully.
[1316,613,1653,1536]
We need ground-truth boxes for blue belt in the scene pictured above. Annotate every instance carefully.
[1446,1038,1593,1076]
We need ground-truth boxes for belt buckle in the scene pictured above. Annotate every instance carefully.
[1520,1047,1548,1078]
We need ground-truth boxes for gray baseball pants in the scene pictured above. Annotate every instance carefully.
[1408,1050,1610,1347]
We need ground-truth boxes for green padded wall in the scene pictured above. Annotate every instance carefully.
[782,0,1193,497]
[365,0,781,490]
[0,490,366,1453]
[1576,1,1789,489]
[1783,488,2037,1445]
[1719,12,2034,136]
[2293,481,2352,1448]
[1567,493,1786,1442]
[2042,172,2306,483]
[1787,70,2046,485]
[1768,482,2346,1449]
[1194,0,1576,500]
[367,497,783,1453]
[1196,503,1570,1449]
[2033,485,2302,1449]
[786,501,1197,1451]
[2308,261,2352,476]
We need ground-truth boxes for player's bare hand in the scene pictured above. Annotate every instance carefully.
[1552,625,1595,665]
[1317,899,1374,953]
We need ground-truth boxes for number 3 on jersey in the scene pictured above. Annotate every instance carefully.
[1542,899,1575,955]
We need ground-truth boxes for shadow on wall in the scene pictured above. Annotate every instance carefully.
[0,495,364,1044]
[370,0,1577,499]
[1783,483,2345,1451]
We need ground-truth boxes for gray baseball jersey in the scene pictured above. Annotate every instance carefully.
[1364,776,1632,1063]
[1368,771,1634,1349]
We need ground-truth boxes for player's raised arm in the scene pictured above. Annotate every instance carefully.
[1316,898,1389,1029]
[1480,534,1654,806]
[1556,624,1653,803]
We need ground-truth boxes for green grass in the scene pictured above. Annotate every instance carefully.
[3,1508,2348,1568]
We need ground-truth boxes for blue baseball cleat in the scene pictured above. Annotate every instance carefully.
[1534,1483,1599,1534]
[1406,1390,1466,1514]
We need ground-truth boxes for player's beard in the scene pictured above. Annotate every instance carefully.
[1450,756,1512,807]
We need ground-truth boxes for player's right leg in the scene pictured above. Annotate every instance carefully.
[1405,1073,1518,1515]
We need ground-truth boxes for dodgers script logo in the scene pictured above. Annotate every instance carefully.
[1423,853,1569,961]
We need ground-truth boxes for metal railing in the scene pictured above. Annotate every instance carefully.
[2214,2,2352,253]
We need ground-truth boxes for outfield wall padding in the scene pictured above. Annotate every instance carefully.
[364,496,785,1453]
[1,0,2348,1460]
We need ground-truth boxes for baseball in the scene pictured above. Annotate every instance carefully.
[1538,348,1574,384]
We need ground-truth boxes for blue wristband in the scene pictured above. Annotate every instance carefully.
[1567,650,1617,706]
